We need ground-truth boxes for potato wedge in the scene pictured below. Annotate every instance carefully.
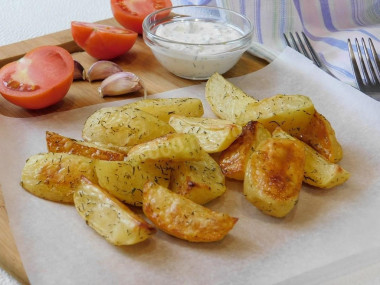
[205,72,258,122]
[21,152,97,203]
[46,131,125,161]
[219,121,271,180]
[82,106,174,148]
[205,73,315,136]
[239,94,315,136]
[169,150,226,204]
[272,127,350,188]
[127,133,204,162]
[74,177,156,245]
[168,115,242,153]
[95,157,171,206]
[143,181,238,242]
[244,138,305,218]
[297,111,343,163]
[124,98,204,122]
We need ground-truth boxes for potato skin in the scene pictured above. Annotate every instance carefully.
[21,152,97,203]
[297,111,343,163]
[219,121,271,180]
[143,182,238,242]
[244,138,305,218]
[272,127,350,188]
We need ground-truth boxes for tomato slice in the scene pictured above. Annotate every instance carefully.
[111,0,172,34]
[0,46,74,109]
[71,21,138,60]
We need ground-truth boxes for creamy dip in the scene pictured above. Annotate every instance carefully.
[155,20,243,54]
[149,19,248,80]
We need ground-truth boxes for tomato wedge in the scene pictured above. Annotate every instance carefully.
[111,0,172,34]
[71,21,138,60]
[0,46,74,109]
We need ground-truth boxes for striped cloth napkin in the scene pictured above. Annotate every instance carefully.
[174,0,380,86]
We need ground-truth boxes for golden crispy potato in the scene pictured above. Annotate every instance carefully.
[272,127,350,188]
[219,121,271,180]
[127,133,204,162]
[169,150,226,204]
[205,72,258,122]
[168,115,242,153]
[124,98,204,122]
[21,153,97,203]
[297,111,343,163]
[239,94,315,136]
[244,138,305,218]
[74,177,156,245]
[82,106,174,148]
[94,157,171,206]
[46,131,125,161]
[143,181,238,242]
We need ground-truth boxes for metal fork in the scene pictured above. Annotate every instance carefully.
[283,32,336,78]
[347,38,380,94]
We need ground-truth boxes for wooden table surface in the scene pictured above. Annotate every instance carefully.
[0,18,267,284]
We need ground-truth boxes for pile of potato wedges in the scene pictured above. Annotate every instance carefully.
[20,73,349,246]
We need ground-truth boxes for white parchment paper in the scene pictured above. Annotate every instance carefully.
[1,48,380,285]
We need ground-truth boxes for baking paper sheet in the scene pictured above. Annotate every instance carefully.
[1,47,380,285]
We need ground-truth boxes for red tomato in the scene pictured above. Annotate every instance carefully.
[0,46,74,109]
[71,21,137,60]
[111,0,172,34]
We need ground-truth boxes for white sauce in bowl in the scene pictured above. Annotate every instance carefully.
[149,20,248,80]
[155,20,242,54]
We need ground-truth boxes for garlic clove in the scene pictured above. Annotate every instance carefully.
[73,60,86,81]
[87,60,123,83]
[99,71,147,98]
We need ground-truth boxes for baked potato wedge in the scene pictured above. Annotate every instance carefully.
[244,138,305,218]
[219,121,271,180]
[124,98,204,122]
[205,73,315,136]
[143,181,238,242]
[21,152,97,203]
[127,133,204,162]
[74,177,156,245]
[297,111,343,163]
[46,131,125,161]
[239,94,315,136]
[82,106,174,149]
[272,127,350,188]
[94,157,171,206]
[168,115,242,153]
[169,150,226,204]
[205,72,258,122]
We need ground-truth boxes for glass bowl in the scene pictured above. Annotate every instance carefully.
[142,5,253,80]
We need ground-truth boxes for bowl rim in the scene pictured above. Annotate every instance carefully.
[142,5,253,47]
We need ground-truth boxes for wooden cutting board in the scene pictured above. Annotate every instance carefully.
[0,18,267,284]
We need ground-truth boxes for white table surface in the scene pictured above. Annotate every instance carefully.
[1,0,113,46]
[1,1,380,284]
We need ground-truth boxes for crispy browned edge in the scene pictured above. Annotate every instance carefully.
[46,131,125,161]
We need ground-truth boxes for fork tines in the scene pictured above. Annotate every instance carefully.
[283,32,323,68]
[348,38,380,93]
